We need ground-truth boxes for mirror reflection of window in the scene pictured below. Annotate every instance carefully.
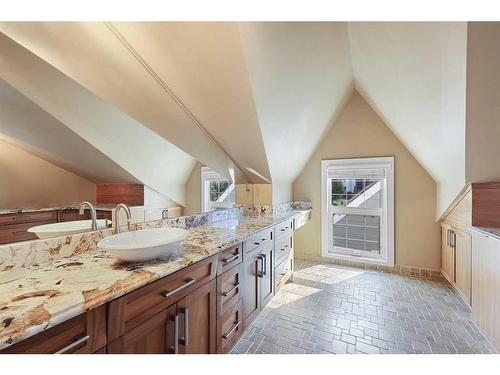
[201,167,235,212]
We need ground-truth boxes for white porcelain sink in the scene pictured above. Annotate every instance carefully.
[97,228,188,262]
[28,219,111,239]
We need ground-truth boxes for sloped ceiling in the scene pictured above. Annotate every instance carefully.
[0,79,139,184]
[0,32,196,206]
[348,22,467,216]
[0,22,249,184]
[239,22,354,203]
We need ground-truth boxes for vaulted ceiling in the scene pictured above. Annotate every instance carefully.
[0,22,467,214]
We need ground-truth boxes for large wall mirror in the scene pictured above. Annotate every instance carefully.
[0,77,242,245]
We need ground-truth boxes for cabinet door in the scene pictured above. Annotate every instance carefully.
[454,230,471,305]
[441,224,454,283]
[177,279,217,354]
[243,246,261,328]
[107,304,176,354]
[259,242,274,308]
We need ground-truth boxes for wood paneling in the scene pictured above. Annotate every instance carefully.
[96,184,144,206]
[243,244,261,328]
[472,182,500,228]
[471,231,500,352]
[454,230,472,306]
[443,189,472,231]
[217,299,243,354]
[216,262,243,317]
[1,305,106,354]
[217,243,243,276]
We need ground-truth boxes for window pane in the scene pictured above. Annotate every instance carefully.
[333,238,346,247]
[333,224,346,238]
[365,241,380,253]
[332,194,347,206]
[344,179,364,194]
[347,226,364,241]
[365,227,379,242]
[331,179,346,194]
[347,215,364,226]
[333,214,347,225]
[365,216,380,227]
[347,240,364,250]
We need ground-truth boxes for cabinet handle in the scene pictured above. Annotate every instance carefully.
[55,335,89,354]
[257,255,264,278]
[222,320,242,340]
[222,254,239,264]
[180,307,189,347]
[261,253,267,276]
[222,282,240,297]
[254,238,267,246]
[162,278,195,298]
[171,314,179,354]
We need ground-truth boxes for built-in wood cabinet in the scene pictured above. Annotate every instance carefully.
[471,231,500,352]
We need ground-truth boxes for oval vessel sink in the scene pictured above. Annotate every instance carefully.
[97,227,188,262]
[28,219,111,239]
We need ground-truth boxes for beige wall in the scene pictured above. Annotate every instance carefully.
[184,161,202,215]
[466,22,500,184]
[0,138,95,208]
[293,91,440,270]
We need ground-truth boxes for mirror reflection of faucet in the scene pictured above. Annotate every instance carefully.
[78,201,97,230]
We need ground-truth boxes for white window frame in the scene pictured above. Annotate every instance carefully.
[321,157,394,267]
[200,167,235,213]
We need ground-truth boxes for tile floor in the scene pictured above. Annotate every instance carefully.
[231,260,496,354]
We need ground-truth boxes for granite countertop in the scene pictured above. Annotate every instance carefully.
[0,209,310,350]
[469,226,500,241]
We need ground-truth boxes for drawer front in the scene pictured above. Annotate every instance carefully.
[217,262,243,317]
[217,243,243,275]
[0,210,58,225]
[107,254,218,341]
[1,305,106,354]
[275,255,293,291]
[275,219,294,239]
[217,299,243,354]
[245,227,274,254]
[275,233,292,266]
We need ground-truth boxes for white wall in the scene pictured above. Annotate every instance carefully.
[348,22,467,216]
[240,22,354,201]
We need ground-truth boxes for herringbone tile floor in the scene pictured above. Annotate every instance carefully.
[231,260,495,354]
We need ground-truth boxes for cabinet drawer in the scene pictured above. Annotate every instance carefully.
[217,262,243,317]
[245,227,274,254]
[1,305,106,354]
[217,243,243,275]
[107,254,218,341]
[275,255,293,291]
[275,234,292,266]
[217,299,243,354]
[0,210,58,225]
[275,219,293,238]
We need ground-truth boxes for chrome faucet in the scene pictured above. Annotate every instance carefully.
[79,201,97,231]
[114,203,131,233]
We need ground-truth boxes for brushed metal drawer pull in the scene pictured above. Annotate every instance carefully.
[222,254,239,264]
[55,335,90,354]
[171,314,179,354]
[162,278,196,298]
[257,255,264,278]
[222,320,242,340]
[180,307,189,347]
[222,282,240,297]
[254,238,267,246]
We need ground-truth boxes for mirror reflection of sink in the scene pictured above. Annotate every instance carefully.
[97,228,188,262]
[28,219,111,239]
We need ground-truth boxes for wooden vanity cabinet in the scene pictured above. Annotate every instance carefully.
[242,228,275,329]
[2,305,106,354]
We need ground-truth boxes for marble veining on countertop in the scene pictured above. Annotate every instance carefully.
[0,209,311,350]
